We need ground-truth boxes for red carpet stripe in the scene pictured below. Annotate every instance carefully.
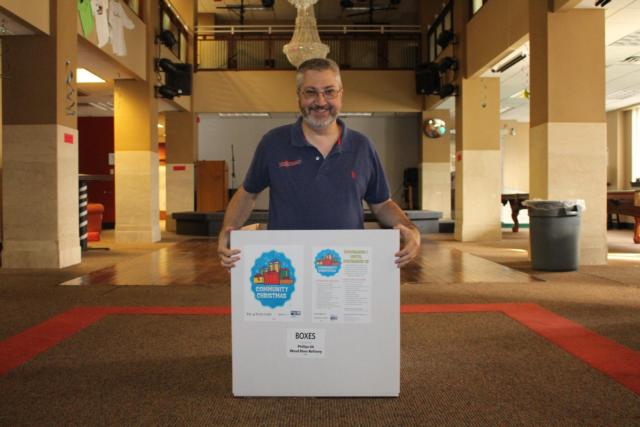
[502,303,640,396]
[0,307,109,376]
[0,304,638,396]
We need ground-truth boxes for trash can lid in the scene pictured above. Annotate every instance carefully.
[523,199,585,217]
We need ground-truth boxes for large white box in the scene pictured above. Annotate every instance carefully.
[231,230,400,397]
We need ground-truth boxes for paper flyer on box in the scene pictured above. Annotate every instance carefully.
[311,247,372,323]
[243,245,304,322]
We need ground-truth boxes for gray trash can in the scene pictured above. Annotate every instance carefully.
[523,200,584,271]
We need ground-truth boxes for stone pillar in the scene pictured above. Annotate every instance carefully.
[529,5,607,265]
[114,80,160,243]
[421,110,452,219]
[454,77,502,241]
[164,111,196,232]
[2,0,80,268]
[113,0,160,243]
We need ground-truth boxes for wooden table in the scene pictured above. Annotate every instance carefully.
[607,190,640,244]
[501,193,529,232]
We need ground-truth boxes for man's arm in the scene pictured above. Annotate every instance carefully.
[369,199,421,268]
[217,186,259,268]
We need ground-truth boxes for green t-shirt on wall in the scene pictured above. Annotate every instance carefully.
[78,0,95,37]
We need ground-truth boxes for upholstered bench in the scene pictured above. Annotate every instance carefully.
[172,209,442,236]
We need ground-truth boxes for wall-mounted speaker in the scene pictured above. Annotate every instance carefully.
[415,62,440,95]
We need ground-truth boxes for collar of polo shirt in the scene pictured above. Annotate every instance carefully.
[290,117,352,153]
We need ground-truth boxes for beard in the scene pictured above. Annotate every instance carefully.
[299,102,338,130]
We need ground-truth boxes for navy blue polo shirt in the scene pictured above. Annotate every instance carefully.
[243,117,390,230]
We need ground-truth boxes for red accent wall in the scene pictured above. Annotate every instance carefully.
[78,117,115,224]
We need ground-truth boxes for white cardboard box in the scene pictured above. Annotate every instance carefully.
[231,229,400,397]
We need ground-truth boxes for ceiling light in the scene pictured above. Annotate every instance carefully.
[157,123,164,128]
[218,113,270,117]
[491,53,526,74]
[340,112,373,117]
[88,102,113,112]
[77,68,106,83]
[283,0,329,67]
[510,89,530,99]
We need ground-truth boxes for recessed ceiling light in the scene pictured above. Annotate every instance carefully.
[77,68,106,83]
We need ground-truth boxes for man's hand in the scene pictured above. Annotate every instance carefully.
[394,223,421,268]
[216,187,259,270]
[218,226,241,270]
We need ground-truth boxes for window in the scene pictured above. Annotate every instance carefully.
[160,1,189,62]
[426,2,453,62]
[471,0,489,15]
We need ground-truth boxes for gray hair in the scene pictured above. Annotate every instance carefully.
[295,58,342,91]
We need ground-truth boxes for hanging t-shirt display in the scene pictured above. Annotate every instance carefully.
[92,0,110,47]
[109,0,135,56]
[77,0,95,37]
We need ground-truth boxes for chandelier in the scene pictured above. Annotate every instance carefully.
[283,0,330,68]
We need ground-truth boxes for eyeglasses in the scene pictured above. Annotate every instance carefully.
[299,87,342,101]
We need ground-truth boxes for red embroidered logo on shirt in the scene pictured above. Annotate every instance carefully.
[279,159,302,168]
[351,170,357,179]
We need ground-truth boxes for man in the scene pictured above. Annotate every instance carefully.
[218,58,420,268]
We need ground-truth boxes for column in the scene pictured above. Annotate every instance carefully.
[529,4,607,265]
[2,0,80,268]
[421,110,452,219]
[454,77,502,241]
[114,80,160,243]
[113,0,160,243]
[164,111,196,232]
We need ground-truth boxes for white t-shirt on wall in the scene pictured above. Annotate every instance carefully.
[91,0,110,48]
[109,0,135,57]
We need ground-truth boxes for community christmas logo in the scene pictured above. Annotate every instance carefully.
[314,249,342,277]
[250,250,297,308]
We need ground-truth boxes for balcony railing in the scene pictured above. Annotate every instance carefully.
[196,25,422,71]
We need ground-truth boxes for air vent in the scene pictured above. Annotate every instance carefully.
[610,30,640,47]
[607,88,640,100]
[621,56,640,64]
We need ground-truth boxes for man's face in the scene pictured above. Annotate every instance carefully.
[298,69,343,130]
